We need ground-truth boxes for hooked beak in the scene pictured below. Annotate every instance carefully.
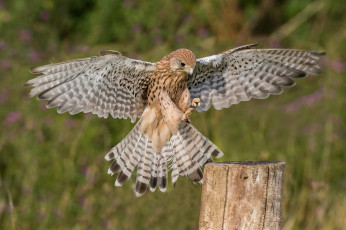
[187,67,194,75]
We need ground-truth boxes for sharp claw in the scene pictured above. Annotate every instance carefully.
[183,99,200,123]
[191,98,201,108]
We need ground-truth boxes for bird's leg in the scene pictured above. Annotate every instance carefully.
[159,91,184,134]
[182,98,200,123]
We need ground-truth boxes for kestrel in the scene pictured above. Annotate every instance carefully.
[27,44,324,196]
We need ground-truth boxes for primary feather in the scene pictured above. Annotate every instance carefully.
[27,51,155,122]
[189,44,325,111]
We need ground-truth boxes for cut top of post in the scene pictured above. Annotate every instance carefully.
[214,161,286,166]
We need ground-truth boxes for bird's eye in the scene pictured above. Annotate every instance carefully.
[180,62,186,67]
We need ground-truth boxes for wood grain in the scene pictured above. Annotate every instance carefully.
[199,161,286,230]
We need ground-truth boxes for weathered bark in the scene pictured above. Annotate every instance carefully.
[199,161,285,230]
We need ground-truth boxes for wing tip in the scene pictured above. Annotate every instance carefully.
[236,43,261,50]
[99,50,122,56]
[107,168,114,176]
[37,92,49,100]
[311,51,326,56]
[105,152,114,161]
[29,90,37,98]
[30,66,45,74]
[222,43,261,55]
[24,80,34,87]
[249,43,261,48]
[293,72,308,78]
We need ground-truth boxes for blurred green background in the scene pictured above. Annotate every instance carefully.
[0,0,345,229]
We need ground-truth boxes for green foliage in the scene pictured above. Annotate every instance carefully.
[0,0,345,229]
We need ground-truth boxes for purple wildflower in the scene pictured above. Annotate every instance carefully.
[182,13,192,23]
[123,0,133,8]
[281,90,323,112]
[103,220,111,228]
[153,34,163,45]
[0,59,11,69]
[79,197,86,206]
[175,34,185,43]
[0,40,8,50]
[37,131,44,142]
[20,29,32,42]
[0,89,9,104]
[129,52,139,59]
[81,166,88,175]
[5,112,22,124]
[29,50,41,62]
[40,11,50,21]
[310,180,327,191]
[152,27,160,33]
[198,27,209,38]
[131,23,142,34]
[268,37,281,48]
[329,60,345,73]
[65,118,75,129]
[81,45,89,52]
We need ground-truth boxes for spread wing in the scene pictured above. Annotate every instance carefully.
[188,44,325,111]
[27,50,155,122]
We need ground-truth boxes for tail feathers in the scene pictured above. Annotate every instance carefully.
[115,133,143,187]
[149,154,159,192]
[170,134,196,178]
[157,144,171,192]
[105,121,142,187]
[189,168,204,183]
[135,140,154,197]
[105,121,223,196]
[171,152,179,186]
[169,123,223,185]
[105,122,140,162]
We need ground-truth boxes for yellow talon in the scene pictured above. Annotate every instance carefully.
[191,98,201,108]
[182,98,200,123]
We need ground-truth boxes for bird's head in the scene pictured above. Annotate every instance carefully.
[168,49,196,75]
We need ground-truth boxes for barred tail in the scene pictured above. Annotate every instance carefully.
[105,121,223,197]
[169,122,223,185]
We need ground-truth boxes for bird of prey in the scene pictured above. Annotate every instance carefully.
[26,44,324,196]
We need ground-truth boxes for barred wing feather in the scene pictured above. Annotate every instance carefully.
[189,44,325,112]
[27,50,155,122]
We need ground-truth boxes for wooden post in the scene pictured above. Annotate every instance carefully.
[199,161,285,230]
